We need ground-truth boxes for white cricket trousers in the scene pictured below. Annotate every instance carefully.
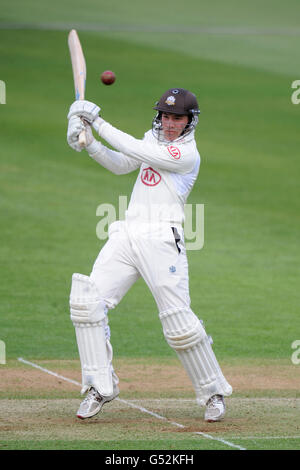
[89,219,233,405]
[90,220,190,313]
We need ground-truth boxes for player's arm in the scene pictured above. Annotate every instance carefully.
[67,100,196,174]
[67,114,140,175]
[92,118,196,174]
[86,139,141,175]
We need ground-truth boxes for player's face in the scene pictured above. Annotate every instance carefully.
[161,113,189,141]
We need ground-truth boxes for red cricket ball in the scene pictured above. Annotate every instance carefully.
[100,70,116,85]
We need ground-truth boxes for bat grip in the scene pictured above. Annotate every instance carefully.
[79,129,86,147]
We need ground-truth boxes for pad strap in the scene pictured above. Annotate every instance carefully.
[70,273,107,324]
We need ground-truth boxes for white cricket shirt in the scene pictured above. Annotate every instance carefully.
[86,119,200,225]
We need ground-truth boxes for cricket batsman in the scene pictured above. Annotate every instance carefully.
[67,88,232,421]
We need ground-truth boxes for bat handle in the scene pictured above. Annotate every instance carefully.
[79,129,86,147]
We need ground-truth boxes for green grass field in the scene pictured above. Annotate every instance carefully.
[0,0,300,451]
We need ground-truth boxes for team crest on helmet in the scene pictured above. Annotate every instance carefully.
[165,95,176,106]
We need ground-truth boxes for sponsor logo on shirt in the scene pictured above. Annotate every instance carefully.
[167,145,181,160]
[141,167,161,186]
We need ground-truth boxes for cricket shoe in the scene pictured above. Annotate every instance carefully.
[77,384,119,419]
[204,394,226,422]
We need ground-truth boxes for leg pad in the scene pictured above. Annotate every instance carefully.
[70,273,116,396]
[159,307,232,405]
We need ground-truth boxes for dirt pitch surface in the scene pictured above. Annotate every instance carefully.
[1,358,300,450]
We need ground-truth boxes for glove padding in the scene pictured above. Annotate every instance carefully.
[67,115,94,152]
[67,100,101,124]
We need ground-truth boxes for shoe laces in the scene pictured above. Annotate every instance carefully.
[207,394,223,407]
[82,387,101,404]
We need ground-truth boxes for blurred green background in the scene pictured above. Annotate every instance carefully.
[0,0,299,361]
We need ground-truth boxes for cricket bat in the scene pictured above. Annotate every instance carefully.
[68,29,87,147]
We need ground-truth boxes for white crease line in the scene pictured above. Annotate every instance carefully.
[18,357,81,386]
[18,357,246,451]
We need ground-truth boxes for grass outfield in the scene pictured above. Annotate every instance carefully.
[0,0,299,451]
[0,29,298,359]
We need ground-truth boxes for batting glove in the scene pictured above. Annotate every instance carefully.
[67,115,94,152]
[67,100,101,124]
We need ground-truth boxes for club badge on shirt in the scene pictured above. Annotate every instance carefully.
[167,146,181,160]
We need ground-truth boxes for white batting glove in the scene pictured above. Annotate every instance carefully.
[67,115,94,152]
[67,100,101,124]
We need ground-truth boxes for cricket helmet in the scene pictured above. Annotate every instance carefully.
[152,88,200,142]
